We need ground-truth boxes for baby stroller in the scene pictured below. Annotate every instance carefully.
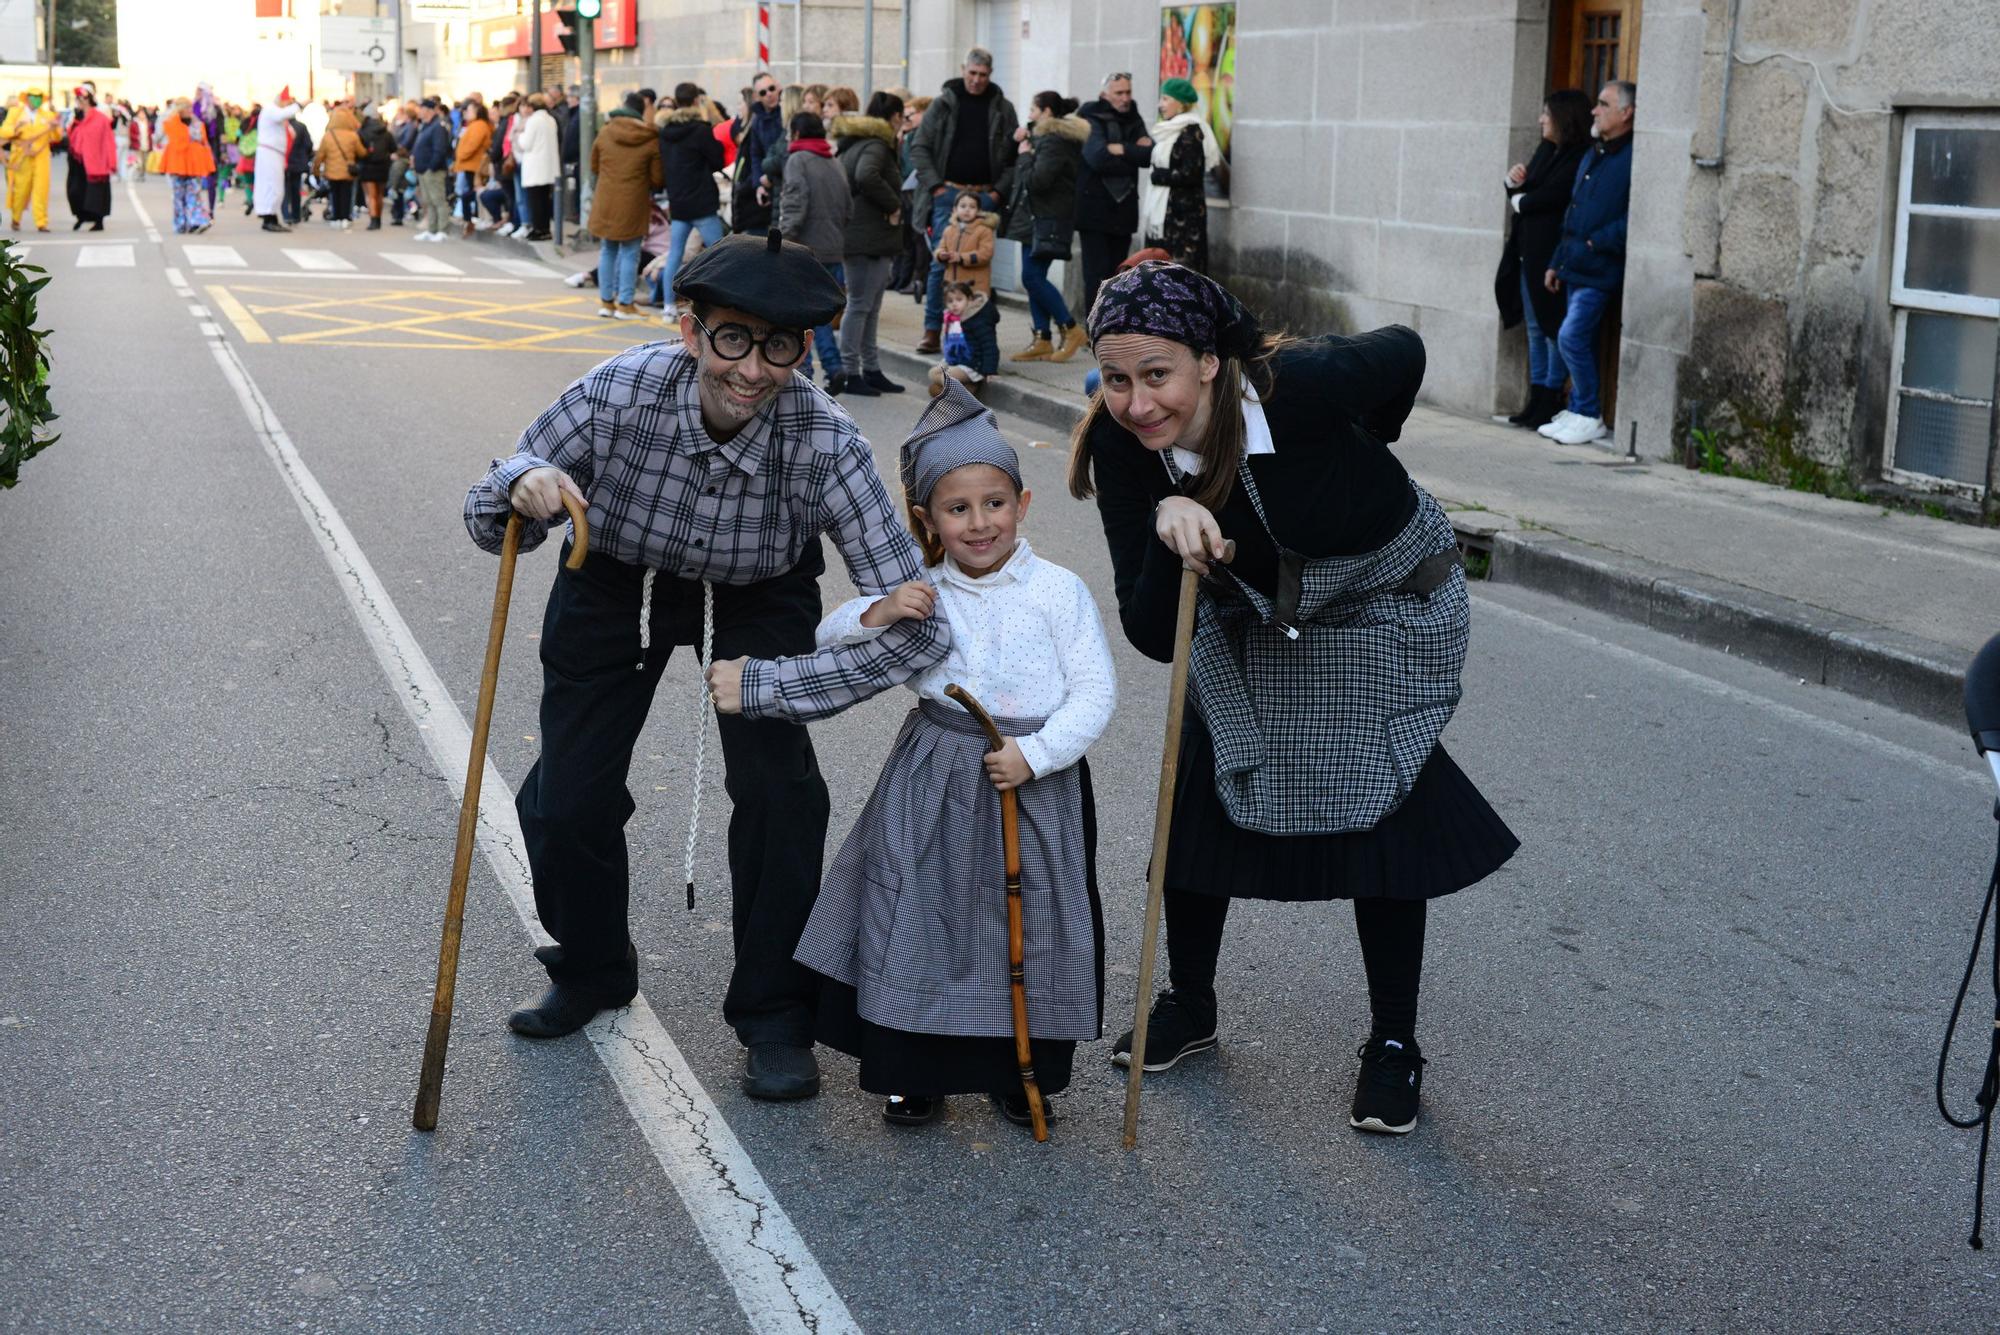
[1935,630,2000,1248]
[300,168,332,223]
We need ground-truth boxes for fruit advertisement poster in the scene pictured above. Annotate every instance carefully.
[1160,3,1234,197]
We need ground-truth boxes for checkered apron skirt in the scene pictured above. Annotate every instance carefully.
[794,698,1099,1041]
[1184,457,1470,836]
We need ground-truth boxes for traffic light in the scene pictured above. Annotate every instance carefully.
[554,7,578,54]
[576,0,601,17]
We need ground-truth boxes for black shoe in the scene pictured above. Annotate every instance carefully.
[261,218,291,233]
[882,1094,942,1125]
[991,1090,1056,1128]
[507,982,632,1039]
[89,220,103,231]
[824,372,847,396]
[366,216,381,231]
[391,216,404,226]
[863,369,906,394]
[71,219,82,231]
[1349,1035,1426,1135]
[742,1042,821,1100]
[1111,990,1218,1072]
[841,378,880,397]
[1524,384,1564,430]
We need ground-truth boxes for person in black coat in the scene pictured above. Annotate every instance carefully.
[657,84,729,302]
[1493,89,1591,429]
[283,115,313,224]
[1073,73,1153,320]
[1069,262,1518,1136]
[355,105,394,230]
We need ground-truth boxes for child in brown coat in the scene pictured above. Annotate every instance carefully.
[932,190,995,296]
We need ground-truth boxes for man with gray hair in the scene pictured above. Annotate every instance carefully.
[908,46,1019,354]
[1540,79,1635,447]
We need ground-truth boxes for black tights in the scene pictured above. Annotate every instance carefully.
[1164,890,1427,1042]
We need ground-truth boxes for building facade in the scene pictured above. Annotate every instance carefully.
[903,0,2000,501]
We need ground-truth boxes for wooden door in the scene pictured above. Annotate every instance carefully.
[1548,0,1642,427]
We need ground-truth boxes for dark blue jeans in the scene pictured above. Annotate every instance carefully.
[1020,251,1072,335]
[1520,269,1565,389]
[805,260,845,377]
[1557,283,1611,419]
[922,189,963,333]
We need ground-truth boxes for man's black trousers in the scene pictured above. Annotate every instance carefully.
[517,538,832,1048]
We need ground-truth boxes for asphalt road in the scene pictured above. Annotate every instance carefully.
[4,189,1998,1332]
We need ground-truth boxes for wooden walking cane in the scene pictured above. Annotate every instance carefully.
[1123,539,1232,1150]
[944,683,1050,1143]
[413,492,590,1133]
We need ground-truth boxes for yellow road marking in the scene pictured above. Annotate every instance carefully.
[205,285,270,344]
[211,282,649,354]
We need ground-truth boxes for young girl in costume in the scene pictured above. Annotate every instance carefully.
[794,379,1117,1128]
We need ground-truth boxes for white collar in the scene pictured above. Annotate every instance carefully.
[937,537,1035,592]
[1170,385,1273,477]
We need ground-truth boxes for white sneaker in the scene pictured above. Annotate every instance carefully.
[563,271,591,288]
[1537,410,1579,439]
[1550,413,1609,446]
[508,224,527,238]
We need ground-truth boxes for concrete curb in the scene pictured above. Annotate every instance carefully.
[1487,528,1966,727]
[873,344,1088,437]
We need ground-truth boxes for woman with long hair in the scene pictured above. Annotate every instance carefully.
[1494,88,1592,430]
[1008,90,1088,363]
[1070,262,1518,1136]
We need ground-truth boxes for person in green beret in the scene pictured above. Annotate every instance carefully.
[1141,76,1220,273]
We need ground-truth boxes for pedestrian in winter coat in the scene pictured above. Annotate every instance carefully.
[452,105,492,231]
[1141,79,1219,274]
[65,94,117,230]
[588,99,665,316]
[514,96,561,238]
[408,99,453,239]
[1008,92,1088,364]
[1541,80,1636,447]
[357,104,395,229]
[659,82,728,300]
[905,48,1019,352]
[777,111,852,389]
[1493,88,1590,431]
[312,105,365,227]
[283,113,313,224]
[1074,74,1153,319]
[931,191,994,298]
[732,73,785,233]
[832,93,907,398]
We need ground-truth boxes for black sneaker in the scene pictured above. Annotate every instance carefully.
[882,1094,942,1126]
[1349,1036,1426,1134]
[1110,990,1218,1072]
[990,1090,1056,1128]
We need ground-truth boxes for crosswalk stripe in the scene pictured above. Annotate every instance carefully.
[76,245,135,268]
[381,251,465,276]
[477,257,558,278]
[282,248,356,272]
[182,244,245,268]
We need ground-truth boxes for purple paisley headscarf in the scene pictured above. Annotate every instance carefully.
[1085,260,1263,359]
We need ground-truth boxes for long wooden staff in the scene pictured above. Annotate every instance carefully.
[414,492,590,1133]
[1124,540,1231,1150]
[945,683,1049,1143]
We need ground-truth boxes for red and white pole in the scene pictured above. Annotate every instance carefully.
[757,3,770,71]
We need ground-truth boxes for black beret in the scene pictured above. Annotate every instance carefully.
[672,229,845,330]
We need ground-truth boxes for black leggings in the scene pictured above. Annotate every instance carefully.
[1164,890,1427,1042]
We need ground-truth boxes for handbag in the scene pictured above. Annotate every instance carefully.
[144,148,164,173]
[1030,217,1073,261]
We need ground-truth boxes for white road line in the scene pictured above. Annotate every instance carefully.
[163,265,190,292]
[76,245,135,267]
[477,256,560,278]
[3,236,136,246]
[197,321,224,338]
[187,304,209,316]
[191,267,520,285]
[381,251,465,276]
[281,247,357,272]
[119,178,161,242]
[200,317,856,1335]
[1474,594,1987,793]
[182,244,246,268]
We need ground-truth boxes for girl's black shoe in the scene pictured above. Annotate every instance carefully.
[882,1094,941,1125]
[862,369,906,394]
[991,1091,1056,1128]
[1349,1035,1425,1135]
[1111,990,1218,1071]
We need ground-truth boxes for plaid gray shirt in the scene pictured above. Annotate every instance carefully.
[464,341,947,723]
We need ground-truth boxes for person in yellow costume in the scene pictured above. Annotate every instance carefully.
[2,91,63,232]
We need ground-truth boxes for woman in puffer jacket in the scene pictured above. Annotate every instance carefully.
[831,92,908,398]
[1008,91,1088,363]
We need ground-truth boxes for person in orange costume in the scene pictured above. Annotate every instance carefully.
[158,99,217,233]
[1,91,63,232]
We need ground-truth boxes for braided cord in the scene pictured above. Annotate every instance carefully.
[683,578,714,910]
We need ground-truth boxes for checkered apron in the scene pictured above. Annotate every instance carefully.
[1181,455,1469,835]
[794,699,1099,1040]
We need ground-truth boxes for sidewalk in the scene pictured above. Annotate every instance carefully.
[873,293,1998,729]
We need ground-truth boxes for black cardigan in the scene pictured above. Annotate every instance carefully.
[1087,328,1427,662]
[1494,137,1585,333]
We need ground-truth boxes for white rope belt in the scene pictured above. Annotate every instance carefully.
[639,567,713,911]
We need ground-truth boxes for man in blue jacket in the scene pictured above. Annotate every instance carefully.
[410,97,453,242]
[1540,80,1634,447]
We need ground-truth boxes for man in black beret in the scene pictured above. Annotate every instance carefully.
[463,229,949,1101]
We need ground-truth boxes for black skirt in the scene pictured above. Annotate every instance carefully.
[812,759,1104,1097]
[1166,713,1519,902]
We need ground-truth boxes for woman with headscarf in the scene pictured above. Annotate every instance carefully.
[253,89,297,233]
[158,98,216,234]
[1070,263,1519,1136]
[1140,78,1219,273]
[64,90,117,231]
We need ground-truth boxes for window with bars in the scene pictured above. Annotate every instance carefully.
[1580,13,1622,96]
[1887,112,2000,495]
